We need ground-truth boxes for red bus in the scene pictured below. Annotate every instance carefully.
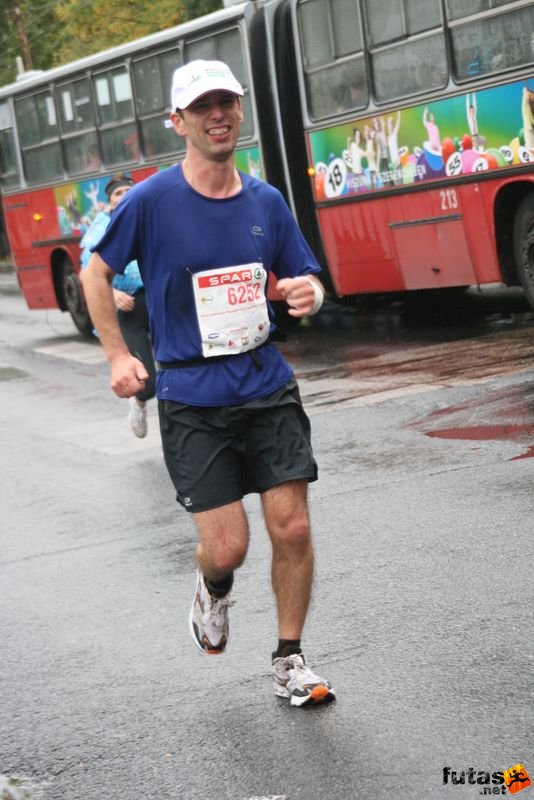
[1,0,534,334]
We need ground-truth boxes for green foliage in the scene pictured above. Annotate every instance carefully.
[182,0,223,19]
[53,0,189,65]
[0,0,61,87]
[0,0,223,88]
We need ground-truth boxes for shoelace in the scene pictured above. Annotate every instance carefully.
[202,594,235,628]
[282,654,322,683]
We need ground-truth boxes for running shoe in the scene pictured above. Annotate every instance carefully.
[272,653,336,707]
[128,397,147,438]
[189,571,234,654]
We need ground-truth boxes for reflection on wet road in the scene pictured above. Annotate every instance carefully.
[410,382,534,461]
[278,287,534,412]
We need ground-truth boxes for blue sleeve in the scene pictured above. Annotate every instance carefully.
[80,211,110,269]
[93,188,142,275]
[112,260,144,294]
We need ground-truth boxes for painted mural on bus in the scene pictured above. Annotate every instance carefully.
[52,145,264,236]
[309,78,534,201]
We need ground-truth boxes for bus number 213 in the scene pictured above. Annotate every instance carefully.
[440,188,458,211]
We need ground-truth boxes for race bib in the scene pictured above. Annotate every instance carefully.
[192,263,270,357]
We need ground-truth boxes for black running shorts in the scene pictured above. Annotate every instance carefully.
[158,379,318,513]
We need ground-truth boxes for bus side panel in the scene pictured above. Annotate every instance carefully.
[457,182,502,285]
[16,261,58,309]
[317,199,404,296]
[318,189,479,296]
[4,188,65,309]
[317,183,509,297]
[386,188,478,290]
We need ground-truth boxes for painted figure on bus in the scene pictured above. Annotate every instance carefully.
[65,190,83,233]
[386,111,401,170]
[465,93,486,151]
[521,85,534,150]
[373,116,389,178]
[363,123,378,187]
[346,126,365,184]
[422,106,441,153]
[83,180,106,216]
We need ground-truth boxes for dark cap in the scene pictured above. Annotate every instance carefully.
[104,173,134,199]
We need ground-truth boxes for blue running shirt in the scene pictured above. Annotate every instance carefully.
[94,164,321,406]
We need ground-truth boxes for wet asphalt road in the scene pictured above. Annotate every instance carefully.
[1,271,534,800]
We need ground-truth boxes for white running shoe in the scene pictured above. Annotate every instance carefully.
[128,397,147,438]
[189,571,234,655]
[272,653,336,707]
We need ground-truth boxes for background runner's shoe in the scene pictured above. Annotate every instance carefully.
[189,571,233,654]
[272,653,336,707]
[128,397,147,438]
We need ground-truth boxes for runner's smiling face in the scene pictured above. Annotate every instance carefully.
[171,91,243,161]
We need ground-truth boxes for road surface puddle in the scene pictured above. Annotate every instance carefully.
[425,424,534,460]
[411,382,534,460]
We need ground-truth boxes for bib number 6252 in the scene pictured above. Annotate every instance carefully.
[228,282,262,305]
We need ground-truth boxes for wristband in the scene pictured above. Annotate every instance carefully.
[306,277,324,315]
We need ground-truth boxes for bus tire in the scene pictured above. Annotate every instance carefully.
[514,193,534,309]
[62,259,93,336]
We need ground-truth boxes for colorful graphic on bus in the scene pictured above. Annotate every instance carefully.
[309,78,534,201]
[53,146,263,236]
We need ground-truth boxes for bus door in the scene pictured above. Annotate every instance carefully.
[387,186,478,290]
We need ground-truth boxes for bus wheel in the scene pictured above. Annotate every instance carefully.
[514,193,534,309]
[63,260,93,336]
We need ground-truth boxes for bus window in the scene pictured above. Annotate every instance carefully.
[364,0,446,102]
[56,78,101,174]
[0,103,20,189]
[63,134,101,175]
[22,143,63,183]
[448,3,534,80]
[15,91,63,183]
[372,34,448,102]
[15,91,58,147]
[305,59,367,118]
[57,78,94,133]
[133,48,182,158]
[446,1,488,20]
[93,66,140,166]
[184,27,254,138]
[94,67,134,124]
[297,0,368,120]
[365,0,442,45]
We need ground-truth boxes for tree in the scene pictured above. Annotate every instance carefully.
[53,0,188,64]
[182,0,223,19]
[53,0,223,66]
[0,0,223,88]
[0,0,62,86]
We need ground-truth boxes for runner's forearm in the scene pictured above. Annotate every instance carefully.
[83,254,131,362]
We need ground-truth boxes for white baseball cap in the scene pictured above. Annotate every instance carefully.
[171,59,244,110]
